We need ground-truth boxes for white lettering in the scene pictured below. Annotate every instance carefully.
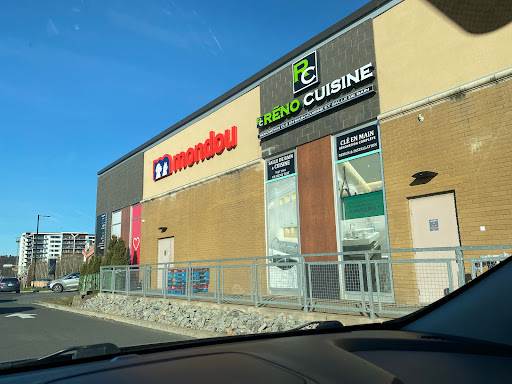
[303,92,315,106]
[360,62,373,80]
[330,79,341,94]
[346,71,360,87]
[314,86,325,102]
[301,67,316,85]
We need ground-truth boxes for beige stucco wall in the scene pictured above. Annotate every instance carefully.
[374,0,512,113]
[143,87,261,199]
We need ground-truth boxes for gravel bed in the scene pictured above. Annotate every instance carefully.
[81,295,309,335]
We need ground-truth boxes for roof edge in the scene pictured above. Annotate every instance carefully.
[97,0,393,176]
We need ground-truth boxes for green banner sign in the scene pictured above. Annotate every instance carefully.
[343,190,384,220]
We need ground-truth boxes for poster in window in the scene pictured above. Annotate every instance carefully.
[336,125,380,162]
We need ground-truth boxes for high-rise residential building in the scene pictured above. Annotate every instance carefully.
[17,232,95,276]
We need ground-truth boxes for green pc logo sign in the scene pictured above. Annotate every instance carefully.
[292,51,318,94]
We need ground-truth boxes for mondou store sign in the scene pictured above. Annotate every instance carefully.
[257,50,376,139]
[153,126,237,181]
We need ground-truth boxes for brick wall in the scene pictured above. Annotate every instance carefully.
[140,162,266,295]
[260,19,380,158]
[381,78,512,303]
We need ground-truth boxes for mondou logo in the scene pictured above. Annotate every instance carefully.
[153,126,238,181]
[293,51,319,94]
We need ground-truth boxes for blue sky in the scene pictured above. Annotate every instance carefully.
[0,0,370,255]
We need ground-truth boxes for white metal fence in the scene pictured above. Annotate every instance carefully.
[100,245,510,319]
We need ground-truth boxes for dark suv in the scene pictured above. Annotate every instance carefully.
[0,277,21,293]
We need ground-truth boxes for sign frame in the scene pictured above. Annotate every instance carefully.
[292,51,319,94]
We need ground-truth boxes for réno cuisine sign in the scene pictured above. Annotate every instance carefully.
[258,86,374,140]
[153,126,237,181]
[257,60,375,139]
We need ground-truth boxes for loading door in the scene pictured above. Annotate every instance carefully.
[409,192,460,304]
[157,237,174,289]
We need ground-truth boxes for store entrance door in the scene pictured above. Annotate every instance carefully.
[157,237,174,289]
[409,192,460,304]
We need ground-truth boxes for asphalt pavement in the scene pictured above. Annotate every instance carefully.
[0,291,191,363]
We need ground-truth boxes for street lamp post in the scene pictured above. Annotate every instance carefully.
[15,237,20,274]
[33,215,50,283]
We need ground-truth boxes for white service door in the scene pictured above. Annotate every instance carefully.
[409,193,460,304]
[157,237,174,289]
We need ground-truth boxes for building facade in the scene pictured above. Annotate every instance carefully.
[95,0,512,304]
[371,0,512,304]
[17,232,95,276]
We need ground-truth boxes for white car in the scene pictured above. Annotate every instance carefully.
[49,273,80,293]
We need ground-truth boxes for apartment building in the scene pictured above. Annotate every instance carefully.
[17,232,95,276]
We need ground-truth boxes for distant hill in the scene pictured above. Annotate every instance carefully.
[0,256,17,277]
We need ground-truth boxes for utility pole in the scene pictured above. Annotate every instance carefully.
[15,237,20,276]
[33,215,50,283]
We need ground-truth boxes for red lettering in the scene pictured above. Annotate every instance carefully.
[204,132,214,159]
[194,143,204,162]
[173,152,186,172]
[214,133,225,155]
[186,148,195,167]
[166,154,173,173]
[154,126,237,181]
[225,126,238,150]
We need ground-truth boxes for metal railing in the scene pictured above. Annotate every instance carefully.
[100,245,511,319]
[79,273,100,292]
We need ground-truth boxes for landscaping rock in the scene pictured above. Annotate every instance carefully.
[81,295,309,335]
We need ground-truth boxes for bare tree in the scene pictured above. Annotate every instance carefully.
[55,254,84,278]
[26,260,49,286]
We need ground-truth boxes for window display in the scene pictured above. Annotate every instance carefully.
[111,210,122,239]
[266,177,299,258]
[335,127,392,295]
[265,152,300,291]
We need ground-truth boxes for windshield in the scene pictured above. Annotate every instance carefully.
[1,0,511,367]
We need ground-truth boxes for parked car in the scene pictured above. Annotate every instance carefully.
[49,273,80,293]
[0,277,21,293]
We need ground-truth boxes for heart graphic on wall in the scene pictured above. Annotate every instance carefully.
[132,237,140,251]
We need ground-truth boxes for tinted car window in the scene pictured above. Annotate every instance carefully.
[2,278,19,283]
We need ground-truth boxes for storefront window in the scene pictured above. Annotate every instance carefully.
[266,176,299,258]
[111,210,122,238]
[265,152,300,291]
[334,126,392,295]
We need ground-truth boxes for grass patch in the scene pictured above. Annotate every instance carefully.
[21,287,50,291]
[42,296,75,307]
[41,291,100,307]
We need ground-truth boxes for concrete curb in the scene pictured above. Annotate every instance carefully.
[36,301,222,340]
